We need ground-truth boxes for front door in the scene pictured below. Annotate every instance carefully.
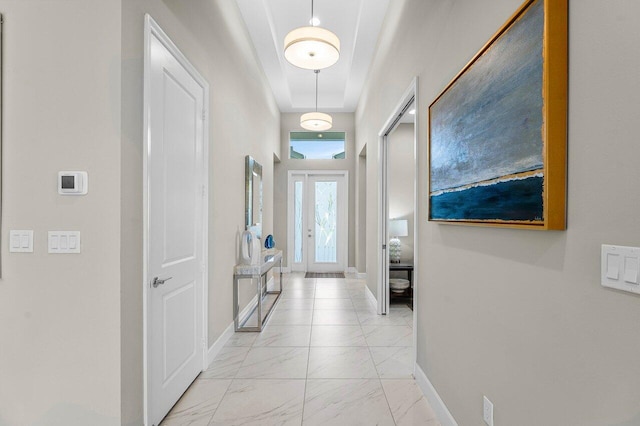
[146,17,207,426]
[289,172,347,273]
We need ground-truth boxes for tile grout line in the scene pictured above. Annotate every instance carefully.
[299,277,316,425]
[352,280,398,426]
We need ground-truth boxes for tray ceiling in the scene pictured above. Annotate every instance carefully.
[236,0,390,113]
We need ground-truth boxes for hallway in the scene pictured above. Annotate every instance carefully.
[160,273,439,425]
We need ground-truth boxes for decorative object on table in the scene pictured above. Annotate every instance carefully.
[389,278,410,294]
[283,0,340,70]
[388,219,408,263]
[428,0,567,230]
[264,234,275,249]
[240,229,261,266]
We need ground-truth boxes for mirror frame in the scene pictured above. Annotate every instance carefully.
[245,155,263,239]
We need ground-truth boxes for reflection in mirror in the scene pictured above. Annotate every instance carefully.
[245,156,263,239]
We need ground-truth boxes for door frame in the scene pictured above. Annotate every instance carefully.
[377,77,418,364]
[287,170,349,273]
[142,15,210,425]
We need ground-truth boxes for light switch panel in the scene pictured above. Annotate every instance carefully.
[48,231,81,254]
[623,256,639,284]
[10,230,33,253]
[602,245,640,295]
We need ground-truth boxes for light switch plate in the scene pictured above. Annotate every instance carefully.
[601,245,640,295]
[483,396,494,426]
[10,230,33,253]
[48,231,81,254]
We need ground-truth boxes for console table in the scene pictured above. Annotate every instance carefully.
[233,249,283,332]
[389,262,413,302]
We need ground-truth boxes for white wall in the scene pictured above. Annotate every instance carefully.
[0,1,122,425]
[274,113,356,269]
[357,0,640,424]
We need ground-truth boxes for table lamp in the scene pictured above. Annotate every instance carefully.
[388,219,408,263]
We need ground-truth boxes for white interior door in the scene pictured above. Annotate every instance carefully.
[145,17,207,426]
[288,172,347,273]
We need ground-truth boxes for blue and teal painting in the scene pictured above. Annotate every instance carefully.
[429,0,545,224]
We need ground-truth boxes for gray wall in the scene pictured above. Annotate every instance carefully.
[0,1,123,425]
[388,123,415,263]
[0,0,279,424]
[274,113,356,270]
[356,0,640,424]
[356,146,367,273]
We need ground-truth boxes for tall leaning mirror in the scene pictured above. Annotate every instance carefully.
[245,156,262,239]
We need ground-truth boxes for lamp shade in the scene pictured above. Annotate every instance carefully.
[300,112,333,131]
[284,26,340,70]
[389,219,408,237]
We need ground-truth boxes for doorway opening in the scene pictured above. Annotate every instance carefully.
[378,78,418,367]
[287,170,349,274]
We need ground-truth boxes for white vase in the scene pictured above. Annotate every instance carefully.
[389,237,401,263]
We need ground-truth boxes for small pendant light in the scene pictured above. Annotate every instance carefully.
[284,0,340,70]
[301,70,332,131]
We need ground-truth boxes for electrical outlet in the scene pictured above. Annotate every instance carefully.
[483,396,494,426]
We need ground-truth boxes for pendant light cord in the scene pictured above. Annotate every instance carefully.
[315,70,319,112]
[311,0,314,25]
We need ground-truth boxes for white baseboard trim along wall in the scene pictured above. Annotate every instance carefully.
[414,364,458,426]
[357,272,367,279]
[207,321,234,366]
[365,282,377,306]
[207,292,260,366]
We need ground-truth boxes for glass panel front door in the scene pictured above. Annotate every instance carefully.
[289,173,347,273]
[313,181,338,263]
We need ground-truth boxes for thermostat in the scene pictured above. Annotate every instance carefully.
[58,171,88,195]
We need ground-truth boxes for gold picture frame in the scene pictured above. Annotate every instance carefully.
[428,0,567,230]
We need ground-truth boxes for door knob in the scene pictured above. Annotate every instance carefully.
[152,276,173,288]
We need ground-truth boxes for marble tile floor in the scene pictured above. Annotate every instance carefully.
[161,273,439,426]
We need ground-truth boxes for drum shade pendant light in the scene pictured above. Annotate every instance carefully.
[301,70,332,131]
[284,0,340,70]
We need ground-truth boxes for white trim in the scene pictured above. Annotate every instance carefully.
[143,14,210,426]
[207,321,235,367]
[357,272,367,279]
[365,282,377,306]
[287,170,349,273]
[346,267,358,274]
[378,78,417,316]
[414,364,458,426]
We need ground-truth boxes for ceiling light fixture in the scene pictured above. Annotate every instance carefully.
[301,70,332,131]
[284,0,340,70]
[309,17,321,26]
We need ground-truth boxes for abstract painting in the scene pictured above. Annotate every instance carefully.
[428,0,567,229]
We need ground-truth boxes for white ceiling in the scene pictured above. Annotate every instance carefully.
[236,0,390,113]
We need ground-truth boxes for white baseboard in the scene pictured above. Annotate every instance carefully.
[207,293,259,366]
[346,267,358,274]
[365,283,377,305]
[414,363,458,426]
[207,321,235,367]
[357,272,367,279]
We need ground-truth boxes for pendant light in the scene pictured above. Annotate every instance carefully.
[301,70,332,131]
[284,0,340,70]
